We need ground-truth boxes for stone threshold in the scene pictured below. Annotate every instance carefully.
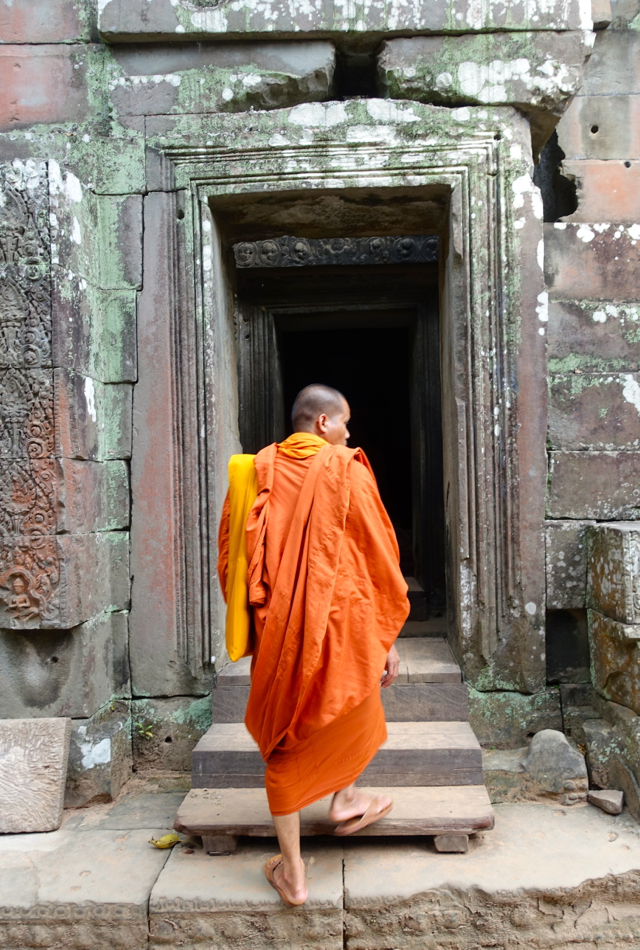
[2,792,640,949]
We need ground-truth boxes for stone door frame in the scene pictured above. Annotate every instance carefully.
[131,100,547,696]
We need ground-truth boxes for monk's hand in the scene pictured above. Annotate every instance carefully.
[381,644,400,688]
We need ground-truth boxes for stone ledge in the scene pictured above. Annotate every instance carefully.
[1,797,639,950]
[97,0,592,40]
[378,31,595,155]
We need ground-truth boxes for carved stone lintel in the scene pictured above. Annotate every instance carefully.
[234,235,439,269]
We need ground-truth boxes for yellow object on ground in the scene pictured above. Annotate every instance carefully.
[225,454,258,661]
[149,834,180,849]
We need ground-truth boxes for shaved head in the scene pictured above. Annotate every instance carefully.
[291,384,349,443]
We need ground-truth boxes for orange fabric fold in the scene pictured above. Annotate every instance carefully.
[277,432,328,459]
[217,439,410,815]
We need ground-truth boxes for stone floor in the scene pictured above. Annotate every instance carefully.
[2,787,640,950]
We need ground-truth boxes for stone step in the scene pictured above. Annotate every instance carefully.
[174,784,495,839]
[192,721,483,788]
[212,639,465,723]
[400,619,448,638]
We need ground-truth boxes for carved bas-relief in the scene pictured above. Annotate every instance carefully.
[233,235,439,268]
[0,161,62,629]
[0,716,71,832]
[133,100,547,695]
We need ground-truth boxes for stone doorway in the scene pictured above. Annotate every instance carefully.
[131,101,547,698]
[233,238,446,614]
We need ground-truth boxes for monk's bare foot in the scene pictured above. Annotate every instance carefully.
[329,788,392,823]
[269,855,308,906]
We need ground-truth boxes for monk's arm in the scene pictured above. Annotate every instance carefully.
[380,644,400,688]
[217,490,231,601]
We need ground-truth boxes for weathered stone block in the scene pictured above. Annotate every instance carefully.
[54,368,132,461]
[99,0,592,40]
[0,0,94,43]
[523,728,588,802]
[484,730,588,804]
[467,687,562,748]
[546,520,593,608]
[548,372,640,451]
[562,160,640,223]
[545,222,640,301]
[107,41,335,117]
[546,609,590,684]
[52,273,137,383]
[609,755,640,822]
[65,701,132,807]
[131,696,212,773]
[591,0,612,28]
[588,788,624,814]
[150,845,343,948]
[579,30,640,96]
[0,531,129,631]
[610,0,640,28]
[0,717,70,832]
[0,610,130,719]
[588,609,640,713]
[56,459,129,533]
[0,827,170,944]
[379,32,594,154]
[560,682,599,744]
[587,522,640,622]
[556,94,640,160]
[49,166,142,290]
[0,46,99,131]
[547,451,640,520]
[548,300,640,374]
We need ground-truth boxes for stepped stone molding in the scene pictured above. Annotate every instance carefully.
[132,99,547,693]
[233,235,439,268]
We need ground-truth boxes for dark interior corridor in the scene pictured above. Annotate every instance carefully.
[280,324,414,571]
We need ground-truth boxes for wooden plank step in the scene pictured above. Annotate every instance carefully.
[382,681,468,722]
[192,721,483,788]
[213,640,464,723]
[214,679,469,724]
[174,785,495,838]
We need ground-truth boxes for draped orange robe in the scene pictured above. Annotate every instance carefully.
[217,434,409,815]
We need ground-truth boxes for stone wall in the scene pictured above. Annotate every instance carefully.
[1,0,640,786]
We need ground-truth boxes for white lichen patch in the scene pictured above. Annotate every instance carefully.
[576,224,595,242]
[536,291,549,323]
[622,374,640,416]
[366,100,420,124]
[288,102,348,128]
[512,174,543,219]
[84,377,97,423]
[49,160,83,204]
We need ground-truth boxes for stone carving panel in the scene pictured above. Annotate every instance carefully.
[234,234,439,268]
[0,716,71,832]
[0,161,59,629]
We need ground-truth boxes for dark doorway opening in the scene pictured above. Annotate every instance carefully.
[280,324,413,572]
[233,242,446,616]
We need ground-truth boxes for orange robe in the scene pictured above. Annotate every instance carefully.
[217,434,409,815]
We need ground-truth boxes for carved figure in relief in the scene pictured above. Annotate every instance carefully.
[0,569,41,622]
[0,161,58,629]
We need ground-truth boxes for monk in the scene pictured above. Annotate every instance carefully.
[217,384,409,906]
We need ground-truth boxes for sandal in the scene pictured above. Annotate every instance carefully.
[334,796,393,836]
[264,854,307,907]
